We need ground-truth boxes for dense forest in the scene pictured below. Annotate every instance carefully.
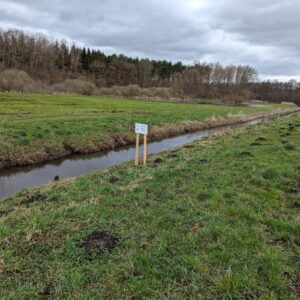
[0,29,299,105]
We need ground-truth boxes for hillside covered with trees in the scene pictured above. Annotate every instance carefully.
[0,29,299,105]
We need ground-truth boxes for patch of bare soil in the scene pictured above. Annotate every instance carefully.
[237,151,254,157]
[250,142,262,146]
[108,175,120,184]
[284,144,296,151]
[167,153,179,159]
[153,158,164,164]
[183,144,196,149]
[40,282,55,298]
[82,231,119,259]
[20,192,47,205]
[291,202,300,209]
[198,192,211,201]
[284,132,292,136]
[199,158,209,163]
[256,137,267,142]
[0,209,12,217]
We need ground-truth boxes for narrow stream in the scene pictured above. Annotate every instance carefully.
[0,118,266,199]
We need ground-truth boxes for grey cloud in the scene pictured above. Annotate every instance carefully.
[0,0,299,79]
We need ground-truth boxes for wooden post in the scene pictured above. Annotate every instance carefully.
[143,134,147,165]
[135,123,148,167]
[135,133,140,166]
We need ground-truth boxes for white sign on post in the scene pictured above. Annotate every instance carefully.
[135,123,148,135]
[135,123,149,166]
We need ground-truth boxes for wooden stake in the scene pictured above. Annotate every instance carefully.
[143,134,147,165]
[135,133,139,166]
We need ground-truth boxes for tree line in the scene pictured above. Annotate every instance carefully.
[0,29,299,105]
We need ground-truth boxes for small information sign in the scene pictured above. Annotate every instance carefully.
[134,123,148,166]
[135,123,148,135]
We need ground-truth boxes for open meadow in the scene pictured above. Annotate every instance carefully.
[1,2,300,298]
[0,92,296,169]
[0,113,299,298]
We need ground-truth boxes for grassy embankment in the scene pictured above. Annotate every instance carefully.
[0,92,296,169]
[0,113,299,298]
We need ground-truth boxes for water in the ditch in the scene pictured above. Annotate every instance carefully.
[0,118,265,199]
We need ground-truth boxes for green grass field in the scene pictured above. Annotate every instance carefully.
[0,92,294,168]
[0,113,299,298]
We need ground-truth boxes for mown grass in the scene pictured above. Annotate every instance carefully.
[0,113,299,298]
[0,92,294,167]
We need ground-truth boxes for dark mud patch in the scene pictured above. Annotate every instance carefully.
[255,137,267,142]
[250,142,262,146]
[272,236,288,244]
[199,158,209,163]
[288,187,300,194]
[288,123,296,129]
[237,151,254,157]
[183,144,196,149]
[198,192,211,201]
[284,144,296,151]
[108,175,120,184]
[153,158,164,164]
[20,192,47,205]
[244,291,261,300]
[291,202,300,209]
[40,282,55,298]
[223,192,236,199]
[287,178,300,193]
[63,142,75,153]
[280,134,289,139]
[0,209,12,217]
[82,231,119,259]
[263,169,278,180]
[167,153,179,159]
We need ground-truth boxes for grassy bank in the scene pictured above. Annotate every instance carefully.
[0,113,299,298]
[0,92,295,169]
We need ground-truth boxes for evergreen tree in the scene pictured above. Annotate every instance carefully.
[81,47,88,70]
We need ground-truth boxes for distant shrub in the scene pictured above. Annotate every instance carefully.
[97,84,173,100]
[63,79,96,95]
[97,85,138,98]
[121,85,141,97]
[239,88,253,100]
[142,88,156,97]
[222,94,243,104]
[222,89,254,104]
[97,87,113,96]
[51,79,97,95]
[110,86,123,96]
[94,77,107,88]
[152,87,172,99]
[0,69,36,92]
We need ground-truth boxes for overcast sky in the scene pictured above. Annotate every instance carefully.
[0,0,299,81]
